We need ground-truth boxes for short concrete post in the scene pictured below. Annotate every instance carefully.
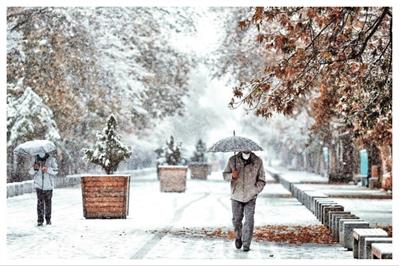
[333,215,358,240]
[353,228,388,259]
[339,218,365,245]
[7,184,15,198]
[371,243,392,259]
[342,221,370,250]
[318,202,337,221]
[23,181,33,194]
[365,237,392,259]
[322,205,344,226]
[310,194,328,213]
[328,211,350,230]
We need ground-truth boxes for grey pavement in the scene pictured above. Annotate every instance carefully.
[270,168,392,226]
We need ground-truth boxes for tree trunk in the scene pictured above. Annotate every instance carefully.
[378,144,392,190]
[315,149,322,174]
[339,134,355,182]
[367,143,382,177]
[378,145,392,175]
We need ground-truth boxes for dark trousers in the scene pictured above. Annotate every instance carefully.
[231,198,256,248]
[36,188,53,223]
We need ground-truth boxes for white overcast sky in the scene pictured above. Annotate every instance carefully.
[169,8,248,145]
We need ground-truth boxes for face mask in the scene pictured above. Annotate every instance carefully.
[242,152,250,160]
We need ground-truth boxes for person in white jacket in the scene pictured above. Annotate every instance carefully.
[29,152,58,226]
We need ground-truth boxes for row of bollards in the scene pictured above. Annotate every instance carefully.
[289,183,392,259]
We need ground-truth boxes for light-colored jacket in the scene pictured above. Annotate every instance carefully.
[223,152,266,203]
[29,157,58,190]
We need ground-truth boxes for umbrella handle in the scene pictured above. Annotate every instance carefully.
[234,151,237,171]
[233,130,236,171]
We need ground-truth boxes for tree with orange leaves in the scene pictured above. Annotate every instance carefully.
[224,7,392,182]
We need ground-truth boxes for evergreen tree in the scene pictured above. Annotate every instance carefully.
[7,84,61,146]
[83,115,132,174]
[164,136,183,165]
[191,139,207,163]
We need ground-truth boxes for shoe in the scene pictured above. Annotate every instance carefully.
[37,222,43,227]
[46,221,51,225]
[243,246,250,252]
[235,238,242,249]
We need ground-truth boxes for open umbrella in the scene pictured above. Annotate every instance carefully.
[207,131,263,170]
[207,131,263,153]
[14,139,56,156]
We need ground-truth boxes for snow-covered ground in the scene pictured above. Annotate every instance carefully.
[7,171,353,260]
[275,171,392,226]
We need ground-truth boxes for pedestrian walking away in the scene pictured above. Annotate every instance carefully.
[29,152,59,226]
[223,151,266,252]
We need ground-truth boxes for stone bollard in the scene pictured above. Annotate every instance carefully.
[12,184,18,197]
[280,178,291,192]
[371,243,392,259]
[308,193,328,213]
[20,183,25,195]
[15,183,22,196]
[310,195,328,213]
[364,237,392,259]
[353,228,388,259]
[342,221,370,249]
[329,212,350,232]
[368,177,379,189]
[7,184,15,198]
[292,185,300,201]
[317,202,337,221]
[23,181,33,194]
[300,189,314,206]
[299,189,305,203]
[333,215,358,240]
[322,205,344,226]
[313,199,329,216]
[338,218,364,245]
[314,199,329,218]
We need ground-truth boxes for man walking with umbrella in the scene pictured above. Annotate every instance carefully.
[208,132,266,252]
[223,150,266,251]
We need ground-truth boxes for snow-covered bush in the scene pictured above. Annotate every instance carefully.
[191,139,207,163]
[160,136,184,166]
[7,84,61,146]
[154,147,165,165]
[83,115,132,174]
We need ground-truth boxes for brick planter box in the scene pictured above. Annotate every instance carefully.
[159,166,187,192]
[81,175,130,219]
[189,163,209,180]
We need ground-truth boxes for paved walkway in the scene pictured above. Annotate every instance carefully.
[270,168,392,226]
[6,171,353,260]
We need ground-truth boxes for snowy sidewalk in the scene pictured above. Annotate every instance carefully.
[267,168,392,226]
[7,171,353,260]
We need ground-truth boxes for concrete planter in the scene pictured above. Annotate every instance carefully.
[189,163,209,180]
[81,175,130,219]
[159,166,187,192]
